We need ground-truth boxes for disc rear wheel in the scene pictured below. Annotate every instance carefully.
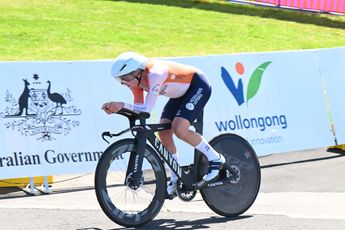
[199,134,261,217]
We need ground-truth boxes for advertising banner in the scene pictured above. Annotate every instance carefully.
[170,51,334,156]
[0,61,126,178]
[0,47,342,179]
[254,0,345,14]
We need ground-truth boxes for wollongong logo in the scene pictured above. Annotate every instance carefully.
[0,74,81,141]
[217,61,288,133]
[221,61,272,106]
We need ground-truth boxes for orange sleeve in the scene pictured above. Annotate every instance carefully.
[131,86,144,104]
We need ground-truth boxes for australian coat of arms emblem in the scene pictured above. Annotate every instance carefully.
[0,74,82,141]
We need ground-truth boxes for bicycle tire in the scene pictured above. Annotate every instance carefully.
[199,133,261,217]
[95,138,166,227]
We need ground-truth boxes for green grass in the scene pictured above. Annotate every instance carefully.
[0,0,345,60]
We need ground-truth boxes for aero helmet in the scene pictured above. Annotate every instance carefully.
[111,52,148,80]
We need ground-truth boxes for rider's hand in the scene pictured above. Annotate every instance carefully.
[102,102,124,114]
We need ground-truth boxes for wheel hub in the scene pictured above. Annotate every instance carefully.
[227,165,241,184]
[126,172,144,191]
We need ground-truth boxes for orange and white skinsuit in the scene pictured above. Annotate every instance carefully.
[123,59,211,122]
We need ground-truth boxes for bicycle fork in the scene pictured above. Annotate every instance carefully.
[125,132,146,190]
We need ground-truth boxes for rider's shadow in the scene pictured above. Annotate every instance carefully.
[115,215,252,230]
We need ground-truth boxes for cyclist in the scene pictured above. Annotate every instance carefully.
[102,52,225,197]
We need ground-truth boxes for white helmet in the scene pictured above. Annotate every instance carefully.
[111,52,148,79]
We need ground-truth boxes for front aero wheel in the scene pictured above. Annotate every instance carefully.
[199,133,261,217]
[95,138,166,227]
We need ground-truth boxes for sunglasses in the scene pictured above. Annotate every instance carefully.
[116,74,136,83]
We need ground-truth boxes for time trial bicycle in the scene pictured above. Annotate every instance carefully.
[94,108,261,227]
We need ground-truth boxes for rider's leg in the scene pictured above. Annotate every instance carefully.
[158,118,179,182]
[172,117,220,159]
[172,117,225,181]
[158,118,179,196]
[160,72,224,183]
[158,118,177,154]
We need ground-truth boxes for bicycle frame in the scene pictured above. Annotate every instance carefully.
[103,109,204,191]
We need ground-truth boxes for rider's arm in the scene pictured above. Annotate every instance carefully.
[140,65,169,112]
[122,86,146,112]
[123,65,168,113]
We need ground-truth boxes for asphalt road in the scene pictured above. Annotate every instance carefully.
[1,148,345,230]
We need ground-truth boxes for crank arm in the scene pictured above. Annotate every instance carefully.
[192,174,238,190]
[192,177,220,190]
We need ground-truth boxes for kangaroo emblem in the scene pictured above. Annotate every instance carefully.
[16,79,31,116]
[2,75,82,141]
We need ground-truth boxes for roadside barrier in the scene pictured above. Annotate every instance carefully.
[231,0,345,14]
[328,144,345,153]
[1,47,345,180]
[0,176,52,194]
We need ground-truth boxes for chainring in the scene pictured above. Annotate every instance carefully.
[176,179,197,202]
